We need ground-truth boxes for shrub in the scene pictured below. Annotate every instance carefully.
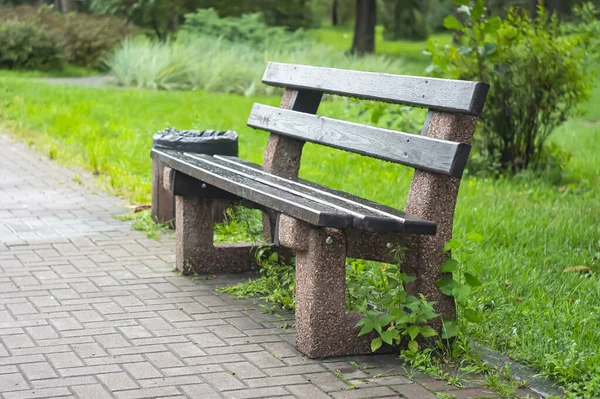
[561,2,600,67]
[0,5,134,67]
[181,9,304,48]
[0,20,63,70]
[426,0,593,172]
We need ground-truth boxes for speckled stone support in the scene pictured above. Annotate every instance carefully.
[261,89,312,242]
[293,225,373,358]
[345,229,407,264]
[404,111,479,327]
[175,196,258,275]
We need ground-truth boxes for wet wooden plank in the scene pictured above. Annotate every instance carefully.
[212,155,436,235]
[247,103,471,177]
[262,62,489,116]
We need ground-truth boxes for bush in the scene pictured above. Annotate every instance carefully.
[561,2,600,67]
[194,0,315,30]
[0,20,63,70]
[427,0,593,172]
[106,31,404,95]
[181,9,304,48]
[0,6,134,67]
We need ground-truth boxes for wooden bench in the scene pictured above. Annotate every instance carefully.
[151,62,489,358]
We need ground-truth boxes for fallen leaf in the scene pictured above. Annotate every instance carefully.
[134,204,151,213]
[559,186,567,193]
[563,266,591,273]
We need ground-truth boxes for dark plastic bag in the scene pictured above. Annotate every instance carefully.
[152,128,238,156]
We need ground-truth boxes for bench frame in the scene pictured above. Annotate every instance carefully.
[156,63,488,358]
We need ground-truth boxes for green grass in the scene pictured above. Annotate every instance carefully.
[1,65,599,396]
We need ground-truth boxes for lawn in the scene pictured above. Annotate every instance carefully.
[0,52,599,394]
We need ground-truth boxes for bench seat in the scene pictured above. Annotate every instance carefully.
[152,149,437,235]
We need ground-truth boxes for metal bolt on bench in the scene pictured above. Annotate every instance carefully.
[151,62,489,358]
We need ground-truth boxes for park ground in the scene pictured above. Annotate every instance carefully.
[0,26,599,397]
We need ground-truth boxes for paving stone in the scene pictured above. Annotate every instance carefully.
[392,383,437,399]
[145,351,185,368]
[181,383,223,399]
[167,342,206,358]
[223,387,290,399]
[330,386,399,398]
[98,372,140,390]
[32,376,97,388]
[20,362,58,380]
[304,372,349,392]
[95,333,132,349]
[138,375,203,388]
[366,375,413,386]
[245,375,306,388]
[203,371,247,391]
[450,387,502,398]
[113,387,182,399]
[2,333,35,349]
[122,362,162,379]
[267,364,327,376]
[24,326,59,340]
[286,384,331,399]
[225,361,267,379]
[189,332,227,348]
[3,387,71,399]
[46,352,84,368]
[0,373,29,391]
[119,326,153,339]
[243,351,286,369]
[324,362,369,380]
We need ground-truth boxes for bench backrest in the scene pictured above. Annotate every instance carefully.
[247,62,489,178]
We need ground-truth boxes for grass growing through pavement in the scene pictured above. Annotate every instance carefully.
[0,66,599,395]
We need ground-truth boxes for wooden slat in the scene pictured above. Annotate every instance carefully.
[151,149,352,229]
[262,62,489,116]
[211,155,437,235]
[247,104,471,177]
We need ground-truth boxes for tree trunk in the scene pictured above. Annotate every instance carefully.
[547,0,560,15]
[60,0,76,13]
[332,0,339,26]
[351,0,376,55]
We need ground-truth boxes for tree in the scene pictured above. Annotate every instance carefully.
[60,0,76,12]
[332,0,339,25]
[351,0,376,54]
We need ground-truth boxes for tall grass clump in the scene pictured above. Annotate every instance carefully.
[106,11,404,95]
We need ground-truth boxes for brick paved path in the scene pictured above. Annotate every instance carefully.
[0,134,540,398]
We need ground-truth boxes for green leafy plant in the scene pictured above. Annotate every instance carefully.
[427,0,594,172]
[182,9,305,48]
[435,233,485,340]
[218,246,296,310]
[0,20,63,70]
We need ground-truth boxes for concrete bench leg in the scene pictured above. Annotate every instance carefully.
[280,216,372,358]
[175,196,258,275]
